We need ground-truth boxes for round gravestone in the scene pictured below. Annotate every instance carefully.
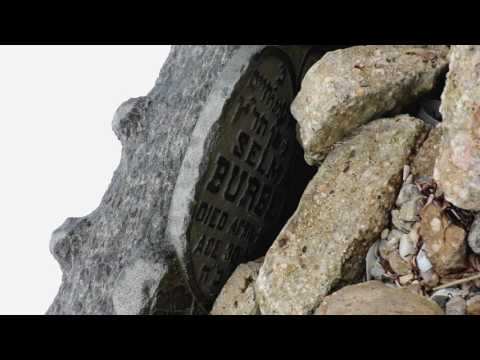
[169,47,302,307]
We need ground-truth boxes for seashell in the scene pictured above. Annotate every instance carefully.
[366,241,381,281]
[416,246,433,273]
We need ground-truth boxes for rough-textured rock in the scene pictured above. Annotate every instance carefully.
[411,126,443,178]
[467,295,480,315]
[291,45,449,165]
[467,215,480,255]
[434,45,480,211]
[419,201,468,275]
[47,45,324,315]
[210,258,263,315]
[315,281,443,315]
[446,296,467,315]
[255,116,427,315]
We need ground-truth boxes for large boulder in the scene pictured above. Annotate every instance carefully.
[434,45,480,211]
[255,116,427,315]
[291,45,449,166]
[315,281,443,315]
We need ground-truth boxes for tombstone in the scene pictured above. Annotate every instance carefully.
[47,45,341,315]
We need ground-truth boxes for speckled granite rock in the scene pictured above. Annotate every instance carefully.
[291,45,449,165]
[435,45,480,210]
[255,116,427,315]
[315,281,443,315]
[47,45,320,315]
[210,258,263,315]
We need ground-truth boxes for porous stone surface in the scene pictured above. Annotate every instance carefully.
[315,281,443,315]
[291,45,449,165]
[434,45,480,211]
[419,201,468,276]
[255,116,427,315]
[210,258,263,315]
[47,45,317,315]
[411,126,443,178]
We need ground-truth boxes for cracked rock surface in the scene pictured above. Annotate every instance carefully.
[291,45,449,166]
[255,116,427,315]
[435,45,480,211]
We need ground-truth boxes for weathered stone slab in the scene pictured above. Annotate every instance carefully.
[291,45,449,165]
[315,281,443,315]
[255,116,427,315]
[47,45,327,315]
[434,45,480,211]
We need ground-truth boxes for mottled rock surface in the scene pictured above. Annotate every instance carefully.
[411,126,443,178]
[315,281,443,315]
[255,116,427,315]
[435,45,480,210]
[47,45,317,315]
[210,258,263,315]
[419,201,468,275]
[291,45,449,165]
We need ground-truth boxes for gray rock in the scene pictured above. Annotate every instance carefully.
[47,45,326,315]
[291,45,449,165]
[255,115,427,315]
[467,215,480,255]
[210,258,263,315]
[434,45,480,211]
